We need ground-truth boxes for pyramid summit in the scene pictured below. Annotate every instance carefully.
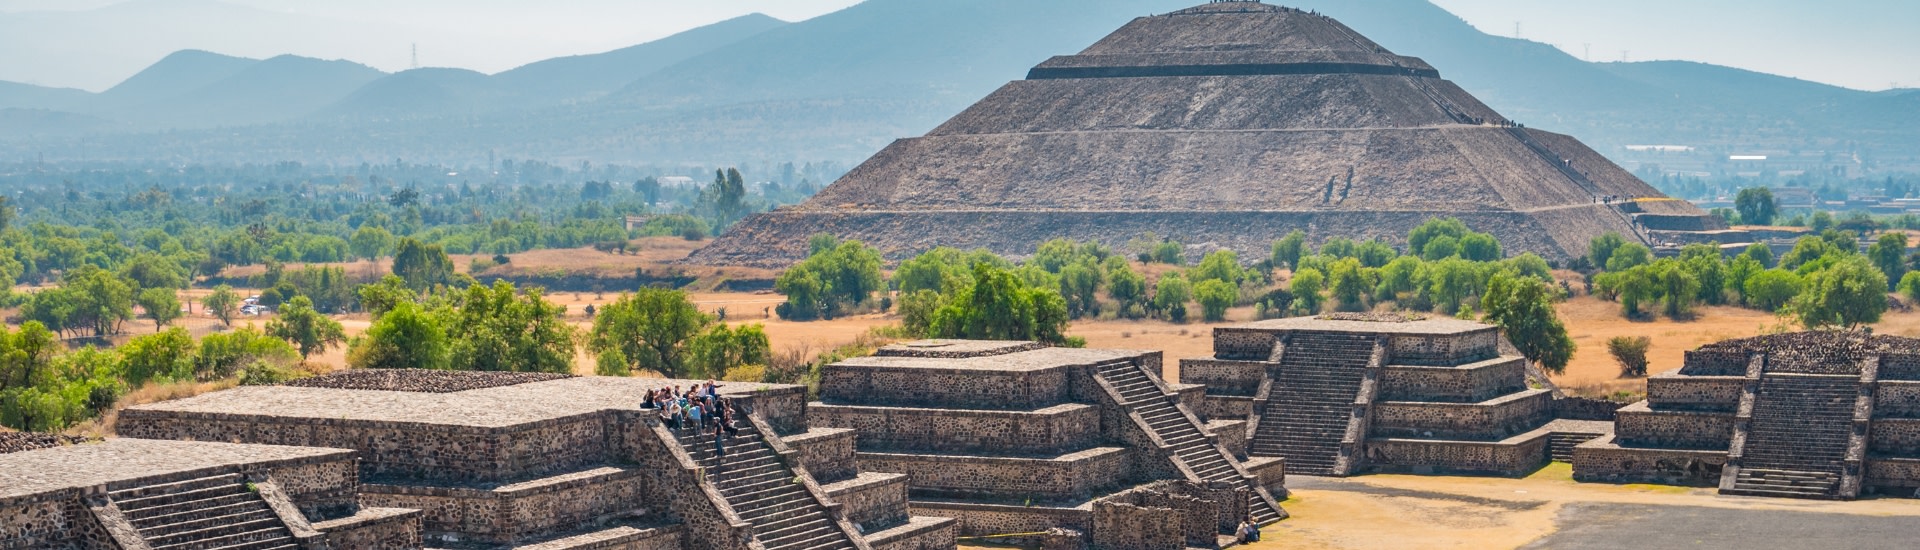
[691,1,1722,267]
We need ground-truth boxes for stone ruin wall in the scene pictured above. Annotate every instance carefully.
[820,365,1072,410]
[357,468,652,545]
[311,508,428,550]
[1377,358,1526,403]
[1616,408,1735,449]
[0,493,112,550]
[1179,359,1265,397]
[1680,350,1751,377]
[1875,381,1920,418]
[1572,445,1728,486]
[1362,436,1550,476]
[0,453,360,550]
[1370,392,1551,441]
[785,429,860,482]
[1645,375,1744,411]
[1385,330,1499,367]
[1211,329,1278,361]
[810,404,1101,455]
[859,448,1132,502]
[116,411,608,484]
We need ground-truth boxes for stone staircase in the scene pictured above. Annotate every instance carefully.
[673,424,860,550]
[1096,361,1285,525]
[1548,432,1605,462]
[110,473,299,550]
[1249,333,1375,475]
[1725,374,1858,498]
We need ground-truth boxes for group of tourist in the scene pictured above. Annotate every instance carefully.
[641,380,742,457]
[1237,514,1262,543]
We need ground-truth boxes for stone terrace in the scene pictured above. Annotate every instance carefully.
[1573,331,1920,500]
[0,438,420,549]
[1184,315,1582,478]
[117,373,953,550]
[813,340,1287,546]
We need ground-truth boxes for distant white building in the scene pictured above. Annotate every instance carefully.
[658,176,697,187]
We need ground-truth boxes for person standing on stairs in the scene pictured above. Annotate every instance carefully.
[713,426,728,460]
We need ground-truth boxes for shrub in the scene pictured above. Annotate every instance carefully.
[1607,336,1652,378]
[1193,279,1238,322]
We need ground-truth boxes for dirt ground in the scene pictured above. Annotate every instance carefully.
[960,464,1920,549]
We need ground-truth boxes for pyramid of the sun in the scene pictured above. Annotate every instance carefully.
[691,1,1722,267]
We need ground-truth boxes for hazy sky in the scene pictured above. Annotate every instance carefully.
[2,0,1913,92]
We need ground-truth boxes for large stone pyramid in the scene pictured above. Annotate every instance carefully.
[691,1,1721,267]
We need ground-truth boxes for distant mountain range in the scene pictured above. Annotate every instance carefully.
[0,0,1914,168]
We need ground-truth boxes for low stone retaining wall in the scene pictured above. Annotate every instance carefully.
[859,448,1130,501]
[1362,433,1550,476]
[1570,435,1726,486]
[1372,390,1552,440]
[1613,404,1735,448]
[1645,375,1743,411]
[1379,357,1526,403]
[809,403,1100,455]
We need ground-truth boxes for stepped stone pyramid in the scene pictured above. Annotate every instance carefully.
[692,0,1722,268]
[1183,313,1608,477]
[1574,332,1920,500]
[113,371,958,549]
[810,340,1288,546]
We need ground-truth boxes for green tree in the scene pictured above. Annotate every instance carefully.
[1606,243,1653,271]
[442,281,576,373]
[1740,242,1775,268]
[119,254,187,291]
[1459,232,1503,262]
[267,296,345,359]
[685,324,772,379]
[1423,258,1484,315]
[350,225,396,260]
[1271,230,1307,269]
[392,238,457,292]
[1290,268,1326,314]
[1606,336,1652,378]
[1058,262,1103,319]
[120,328,195,385]
[136,287,182,331]
[1105,257,1149,318]
[701,168,749,229]
[1421,235,1460,261]
[1375,256,1426,302]
[1482,275,1575,374]
[349,301,449,370]
[1735,187,1778,226]
[1901,271,1920,304]
[1193,279,1238,322]
[1652,260,1702,319]
[1192,250,1244,285]
[777,240,885,320]
[1781,236,1834,271]
[1151,240,1184,265]
[1408,217,1470,258]
[203,285,241,327]
[1726,256,1763,305]
[1154,272,1193,322]
[927,264,1071,344]
[194,326,298,381]
[1326,257,1371,311]
[591,289,711,377]
[1792,256,1889,328]
[356,275,417,317]
[1744,269,1805,312]
[1870,232,1909,289]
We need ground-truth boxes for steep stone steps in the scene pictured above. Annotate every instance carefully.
[1730,374,1858,498]
[1250,333,1374,475]
[1098,361,1285,525]
[672,424,859,550]
[109,473,298,550]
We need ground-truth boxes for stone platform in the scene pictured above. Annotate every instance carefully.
[1572,332,1920,500]
[0,438,421,549]
[117,372,954,550]
[813,339,1288,547]
[1184,314,1568,477]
